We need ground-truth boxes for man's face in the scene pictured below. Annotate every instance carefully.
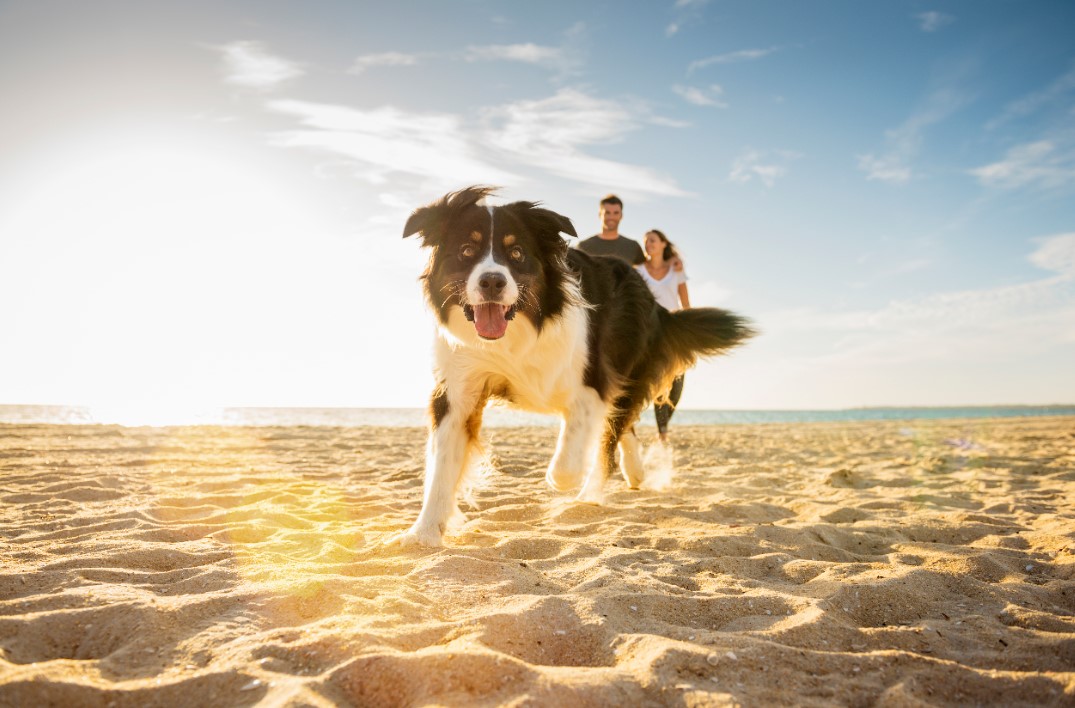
[600,203,622,232]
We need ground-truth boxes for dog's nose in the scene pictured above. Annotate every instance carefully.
[478,272,507,298]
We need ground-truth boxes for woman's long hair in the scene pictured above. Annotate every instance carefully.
[647,229,678,262]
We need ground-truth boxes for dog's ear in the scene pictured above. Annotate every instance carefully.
[403,186,500,246]
[531,207,577,238]
[402,204,441,244]
[505,201,577,240]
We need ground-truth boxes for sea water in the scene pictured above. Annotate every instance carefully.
[2,404,1073,428]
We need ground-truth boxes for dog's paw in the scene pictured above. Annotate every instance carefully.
[387,524,444,549]
[574,485,605,506]
[545,466,583,492]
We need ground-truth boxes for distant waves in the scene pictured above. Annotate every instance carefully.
[2,404,1073,428]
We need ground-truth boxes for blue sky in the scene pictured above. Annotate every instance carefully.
[1,0,1073,417]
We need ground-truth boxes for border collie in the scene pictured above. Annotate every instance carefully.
[395,186,753,546]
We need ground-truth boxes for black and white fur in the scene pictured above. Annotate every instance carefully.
[395,186,752,547]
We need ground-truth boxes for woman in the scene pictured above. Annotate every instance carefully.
[637,229,690,442]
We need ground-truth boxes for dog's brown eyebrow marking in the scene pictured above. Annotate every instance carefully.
[469,231,483,242]
[502,234,516,247]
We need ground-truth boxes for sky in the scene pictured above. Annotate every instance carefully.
[1,0,1073,419]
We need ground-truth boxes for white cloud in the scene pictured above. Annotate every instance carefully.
[762,285,1075,379]
[672,84,727,108]
[266,100,518,190]
[986,63,1075,130]
[219,41,303,90]
[710,260,1075,405]
[353,36,586,79]
[348,52,420,74]
[916,11,954,32]
[688,47,778,73]
[464,41,582,78]
[857,153,912,184]
[969,140,1075,189]
[667,0,712,37]
[729,149,799,187]
[224,34,680,198]
[688,279,733,306]
[466,43,562,65]
[858,87,968,184]
[263,89,687,197]
[1030,233,1075,277]
[646,113,692,130]
[488,89,635,150]
[485,89,689,196]
[768,234,1075,369]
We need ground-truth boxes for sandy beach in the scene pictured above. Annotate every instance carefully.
[1,416,1073,706]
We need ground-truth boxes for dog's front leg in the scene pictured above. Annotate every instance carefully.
[394,386,476,548]
[618,428,645,489]
[578,390,644,503]
[546,387,606,492]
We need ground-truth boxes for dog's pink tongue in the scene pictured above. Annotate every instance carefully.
[474,303,509,339]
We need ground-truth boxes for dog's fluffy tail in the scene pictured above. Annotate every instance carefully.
[651,307,755,400]
[664,307,755,359]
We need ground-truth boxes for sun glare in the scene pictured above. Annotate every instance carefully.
[0,129,333,423]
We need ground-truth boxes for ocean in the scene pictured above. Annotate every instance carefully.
[1,404,1073,428]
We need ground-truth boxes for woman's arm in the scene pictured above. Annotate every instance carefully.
[678,282,690,309]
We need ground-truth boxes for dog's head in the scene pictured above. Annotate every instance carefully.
[404,186,577,341]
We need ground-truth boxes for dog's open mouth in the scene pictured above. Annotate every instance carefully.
[463,303,517,340]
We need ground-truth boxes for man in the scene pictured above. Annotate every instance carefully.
[575,194,645,265]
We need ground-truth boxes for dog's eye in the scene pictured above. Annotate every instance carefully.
[460,245,477,259]
[509,246,524,262]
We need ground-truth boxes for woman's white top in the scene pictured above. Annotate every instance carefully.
[636,263,687,311]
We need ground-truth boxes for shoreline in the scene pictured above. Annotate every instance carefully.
[3,413,1074,434]
[3,404,1075,429]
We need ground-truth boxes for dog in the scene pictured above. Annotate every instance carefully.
[394,186,753,546]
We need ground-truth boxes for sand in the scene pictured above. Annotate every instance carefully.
[1,416,1073,707]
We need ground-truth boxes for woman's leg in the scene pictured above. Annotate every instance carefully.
[668,374,684,409]
[655,400,672,438]
[655,375,685,440]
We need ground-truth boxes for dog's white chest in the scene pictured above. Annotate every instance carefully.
[436,303,590,414]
